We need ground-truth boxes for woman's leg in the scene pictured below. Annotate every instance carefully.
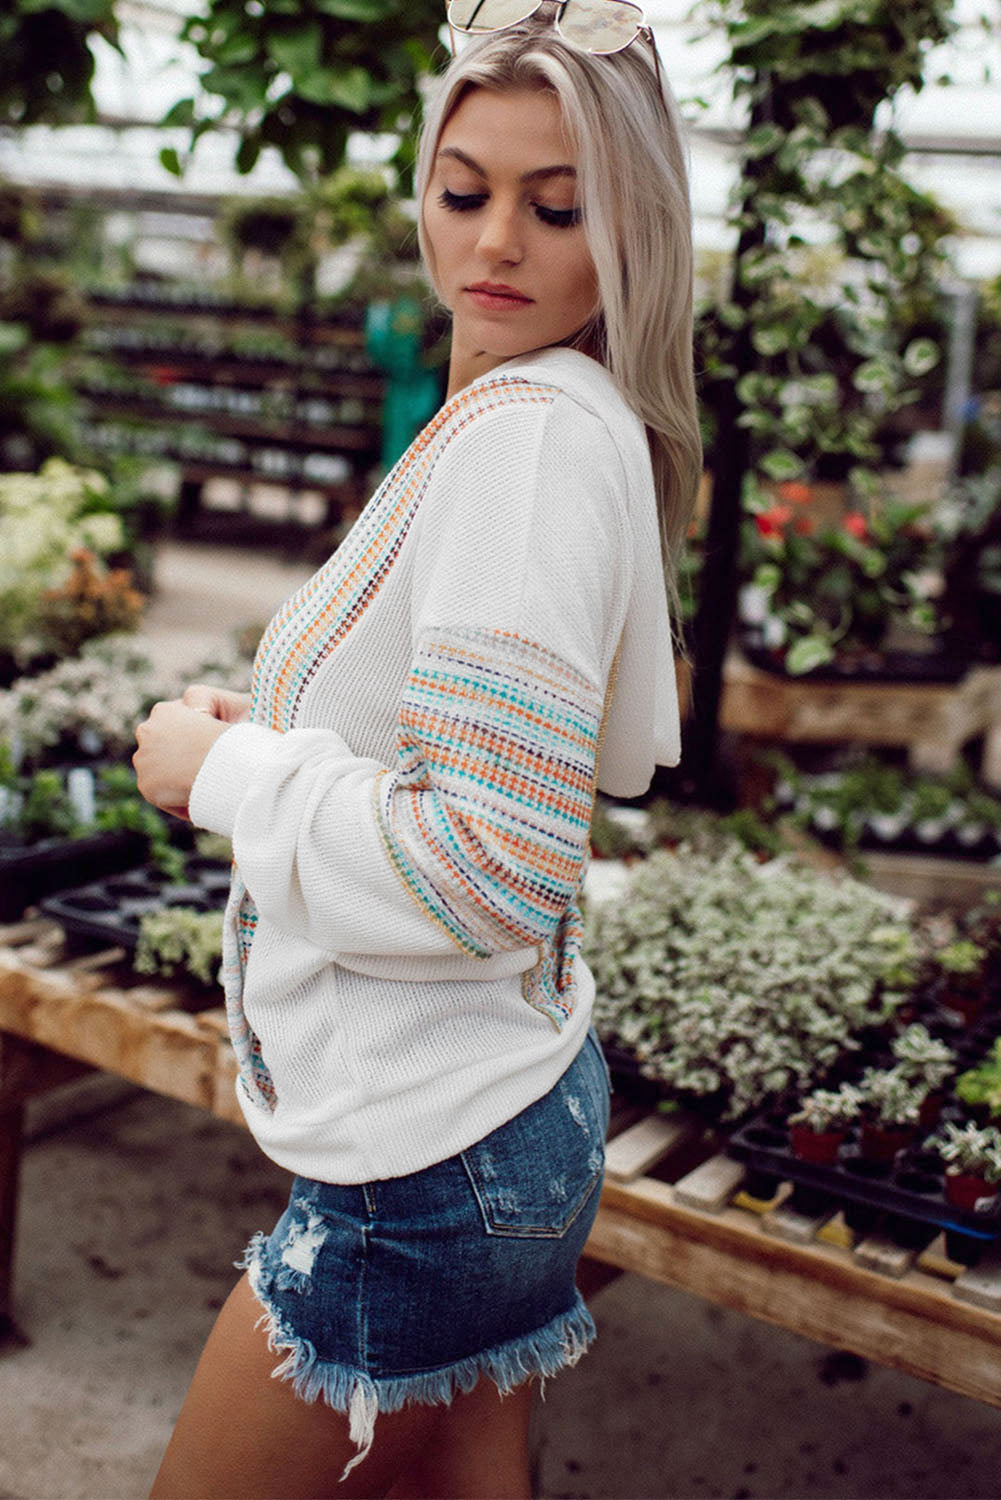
[386,1378,533,1500]
[150,1273,445,1500]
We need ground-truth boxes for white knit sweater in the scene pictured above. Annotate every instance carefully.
[188,347,680,1183]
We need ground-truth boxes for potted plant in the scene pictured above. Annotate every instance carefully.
[0,752,182,919]
[0,461,131,681]
[586,841,915,1122]
[956,1039,1001,1123]
[0,633,163,768]
[910,778,955,845]
[134,905,223,989]
[954,790,1001,857]
[857,1065,928,1163]
[929,1120,1001,1213]
[863,763,912,844]
[932,939,989,1025]
[788,1083,863,1164]
[890,1023,955,1127]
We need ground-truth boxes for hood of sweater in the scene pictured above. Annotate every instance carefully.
[475,347,682,797]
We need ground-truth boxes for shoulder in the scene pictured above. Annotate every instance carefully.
[432,350,646,489]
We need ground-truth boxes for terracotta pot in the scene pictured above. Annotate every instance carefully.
[859,1120,915,1164]
[942,986,987,1026]
[945,1171,1000,1215]
[918,1092,945,1130]
[790,1121,848,1165]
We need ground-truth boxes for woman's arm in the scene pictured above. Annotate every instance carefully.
[185,394,631,962]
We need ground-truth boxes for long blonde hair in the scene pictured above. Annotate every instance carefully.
[416,9,702,609]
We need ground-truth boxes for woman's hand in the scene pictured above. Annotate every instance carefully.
[133,698,233,820]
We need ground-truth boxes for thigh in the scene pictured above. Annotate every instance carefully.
[151,1273,443,1500]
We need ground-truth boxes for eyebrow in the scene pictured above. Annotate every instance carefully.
[437,146,577,183]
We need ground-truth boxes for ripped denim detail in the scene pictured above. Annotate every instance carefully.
[237,1234,596,1483]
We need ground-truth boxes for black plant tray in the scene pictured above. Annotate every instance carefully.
[0,831,147,923]
[741,640,968,685]
[38,856,231,950]
[803,819,1001,863]
[727,1111,1001,1257]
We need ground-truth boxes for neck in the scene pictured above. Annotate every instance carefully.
[445,332,511,400]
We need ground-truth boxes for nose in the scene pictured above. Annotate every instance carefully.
[475,196,523,266]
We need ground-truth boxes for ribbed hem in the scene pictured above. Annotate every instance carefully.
[237,1235,596,1482]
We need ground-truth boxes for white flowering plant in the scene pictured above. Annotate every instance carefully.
[789,1083,864,1134]
[0,460,129,662]
[135,906,223,987]
[0,633,254,771]
[0,635,162,767]
[584,842,917,1122]
[890,1023,955,1093]
[929,1121,1001,1184]
[857,1064,929,1128]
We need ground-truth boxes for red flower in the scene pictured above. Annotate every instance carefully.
[843,512,869,540]
[793,516,815,536]
[755,505,794,538]
[777,481,813,506]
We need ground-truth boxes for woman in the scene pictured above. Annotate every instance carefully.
[135,5,701,1495]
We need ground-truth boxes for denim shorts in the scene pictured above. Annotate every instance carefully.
[239,1028,611,1476]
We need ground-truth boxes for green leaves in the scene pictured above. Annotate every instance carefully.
[1,0,119,125]
[170,0,445,181]
[785,634,836,674]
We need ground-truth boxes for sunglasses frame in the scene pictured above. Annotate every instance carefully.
[446,0,665,95]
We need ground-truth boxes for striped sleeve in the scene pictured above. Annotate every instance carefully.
[375,625,603,957]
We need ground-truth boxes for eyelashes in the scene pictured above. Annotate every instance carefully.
[437,188,582,229]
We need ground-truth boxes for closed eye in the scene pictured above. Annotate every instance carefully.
[534,203,582,228]
[437,188,582,229]
[438,188,488,213]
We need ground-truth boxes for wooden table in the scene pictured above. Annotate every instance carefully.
[3,917,1001,1409]
[720,655,1001,787]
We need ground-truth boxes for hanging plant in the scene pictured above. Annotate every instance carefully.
[162,0,445,185]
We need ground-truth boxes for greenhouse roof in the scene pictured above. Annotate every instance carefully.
[0,0,998,275]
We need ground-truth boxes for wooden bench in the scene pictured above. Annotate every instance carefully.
[721,654,1001,788]
[4,916,1001,1410]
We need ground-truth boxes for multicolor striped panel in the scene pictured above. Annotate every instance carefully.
[374,625,602,1024]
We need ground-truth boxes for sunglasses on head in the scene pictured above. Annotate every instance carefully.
[446,0,658,62]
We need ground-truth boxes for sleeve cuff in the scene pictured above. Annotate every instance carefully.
[187,720,284,836]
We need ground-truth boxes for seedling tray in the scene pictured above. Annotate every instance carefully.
[0,831,147,923]
[39,855,231,950]
[727,1111,1001,1255]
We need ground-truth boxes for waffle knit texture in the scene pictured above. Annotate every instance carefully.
[188,347,680,1182]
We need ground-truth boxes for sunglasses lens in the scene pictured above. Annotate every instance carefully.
[557,0,644,53]
[447,0,540,32]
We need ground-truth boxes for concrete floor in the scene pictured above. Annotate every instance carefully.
[5,535,1001,1498]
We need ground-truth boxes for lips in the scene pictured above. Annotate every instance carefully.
[465,282,533,310]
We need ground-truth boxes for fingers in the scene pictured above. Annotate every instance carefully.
[181,684,251,724]
[182,683,222,714]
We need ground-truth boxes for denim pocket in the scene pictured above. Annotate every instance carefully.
[460,1038,609,1239]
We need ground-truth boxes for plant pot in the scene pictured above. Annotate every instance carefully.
[918,1091,946,1130]
[941,986,987,1027]
[790,1121,848,1165]
[859,1120,915,1164]
[914,817,950,845]
[867,812,908,843]
[945,1171,1001,1215]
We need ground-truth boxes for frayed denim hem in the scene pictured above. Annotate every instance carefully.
[236,1234,596,1482]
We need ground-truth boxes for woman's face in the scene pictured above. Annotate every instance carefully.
[423,86,599,387]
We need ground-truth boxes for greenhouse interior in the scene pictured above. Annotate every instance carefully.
[2,1,1001,1496]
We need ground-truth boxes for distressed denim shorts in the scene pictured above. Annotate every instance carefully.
[239,1028,611,1476]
